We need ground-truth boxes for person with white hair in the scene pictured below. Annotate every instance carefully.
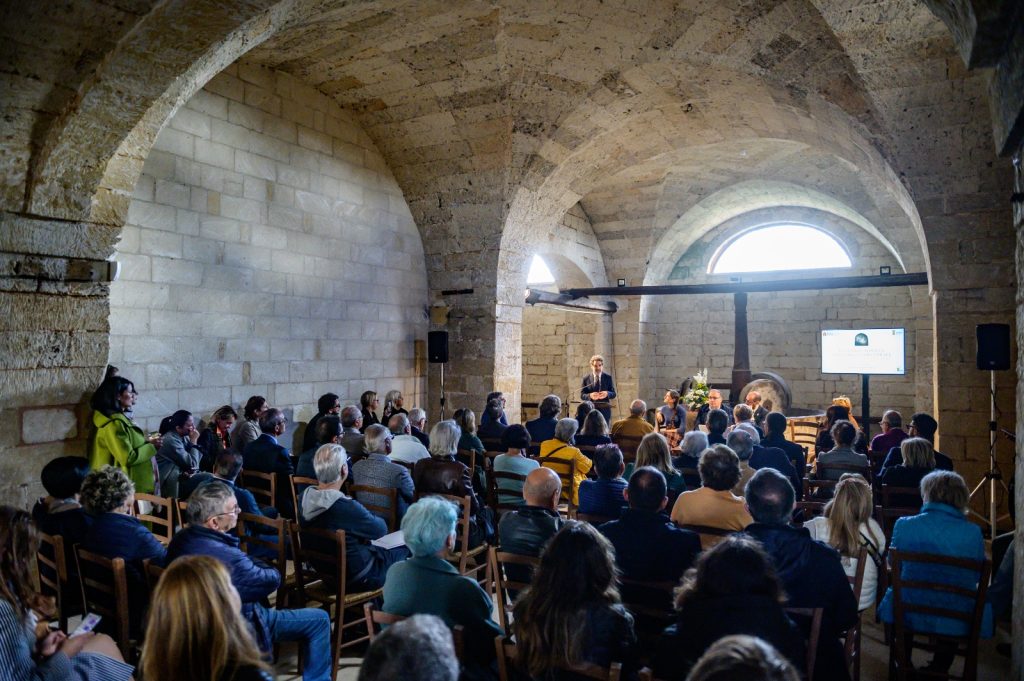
[727,428,756,496]
[674,430,708,489]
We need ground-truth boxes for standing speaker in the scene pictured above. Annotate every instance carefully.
[976,323,1010,370]
[427,331,449,364]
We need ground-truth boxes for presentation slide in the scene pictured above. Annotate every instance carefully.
[821,328,905,375]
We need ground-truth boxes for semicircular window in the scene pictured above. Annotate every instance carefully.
[710,224,852,274]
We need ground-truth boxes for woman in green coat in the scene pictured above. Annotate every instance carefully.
[89,376,160,495]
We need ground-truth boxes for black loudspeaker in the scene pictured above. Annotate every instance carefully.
[428,331,449,363]
[976,323,1011,370]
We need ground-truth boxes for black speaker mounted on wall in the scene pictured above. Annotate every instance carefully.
[428,331,449,364]
[976,323,1010,371]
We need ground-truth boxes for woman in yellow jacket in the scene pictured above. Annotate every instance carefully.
[539,418,593,506]
[89,376,160,495]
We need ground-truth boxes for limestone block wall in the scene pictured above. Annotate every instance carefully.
[521,306,601,414]
[109,63,428,434]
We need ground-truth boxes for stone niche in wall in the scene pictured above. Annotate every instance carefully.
[109,61,429,435]
[648,207,930,417]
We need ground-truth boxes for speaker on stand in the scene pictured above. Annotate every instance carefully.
[428,331,449,420]
[969,323,1013,537]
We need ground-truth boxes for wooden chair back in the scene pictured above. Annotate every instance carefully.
[36,532,74,630]
[576,512,617,526]
[240,469,276,508]
[430,493,489,581]
[843,547,868,681]
[618,576,676,623]
[495,636,622,681]
[613,434,644,463]
[679,523,738,549]
[577,444,598,459]
[867,448,888,474]
[787,418,821,451]
[175,499,189,529]
[142,558,165,592]
[784,606,823,681]
[489,547,541,635]
[133,493,176,544]
[538,455,576,512]
[791,500,827,524]
[676,467,701,490]
[393,459,415,474]
[480,438,503,455]
[363,603,465,660]
[456,448,477,480]
[289,475,319,518]
[236,512,293,607]
[487,470,529,513]
[888,550,991,681]
[74,548,132,658]
[351,484,399,532]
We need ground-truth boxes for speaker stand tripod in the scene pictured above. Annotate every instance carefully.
[438,362,447,421]
[967,370,1012,537]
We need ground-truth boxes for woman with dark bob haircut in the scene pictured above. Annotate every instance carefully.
[89,374,160,494]
[231,395,267,454]
[652,535,805,680]
[514,521,638,679]
[491,424,538,505]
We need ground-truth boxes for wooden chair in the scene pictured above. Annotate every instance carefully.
[240,469,276,509]
[613,434,644,463]
[489,547,541,635]
[142,558,165,592]
[350,484,399,532]
[456,448,478,481]
[487,469,528,513]
[289,474,319,517]
[75,548,132,659]
[679,523,738,549]
[133,492,176,544]
[874,485,923,544]
[393,459,415,474]
[888,550,991,681]
[577,444,598,459]
[677,467,701,490]
[618,576,676,623]
[480,437,503,455]
[432,493,490,583]
[36,532,77,630]
[787,417,821,453]
[237,512,296,608]
[868,448,889,475]
[363,603,465,660]
[174,499,189,528]
[843,547,868,681]
[538,455,577,515]
[784,606,823,681]
[791,500,827,524]
[576,512,617,526]
[495,636,622,681]
[294,527,385,679]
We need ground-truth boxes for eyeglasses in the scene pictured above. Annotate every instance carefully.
[213,506,241,518]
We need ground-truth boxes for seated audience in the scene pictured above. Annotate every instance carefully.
[804,474,885,611]
[832,396,859,430]
[540,418,594,507]
[302,392,340,454]
[141,554,272,681]
[300,444,408,590]
[814,404,848,456]
[382,497,503,681]
[477,398,508,441]
[575,410,613,448]
[740,422,796,487]
[611,399,656,438]
[358,614,459,681]
[497,467,564,591]
[685,635,800,681]
[339,405,367,459]
[651,536,805,680]
[743,468,857,681]
[577,444,628,519]
[231,395,267,454]
[761,413,807,500]
[880,412,953,471]
[80,465,166,633]
[351,424,416,522]
[479,391,508,427]
[514,522,639,679]
[812,420,868,498]
[745,390,769,429]
[732,403,763,439]
[157,409,201,498]
[0,505,133,681]
[526,394,562,443]
[879,471,993,674]
[726,428,756,496]
[491,424,539,505]
[32,455,92,551]
[296,415,343,480]
[197,405,237,472]
[413,420,493,547]
[242,407,295,518]
[670,445,753,548]
[696,390,732,428]
[89,374,159,494]
[673,430,707,489]
[599,467,700,592]
[657,389,687,432]
[167,482,332,681]
[408,407,431,448]
[877,436,935,507]
[706,408,729,445]
[380,389,408,427]
[870,409,908,458]
[181,450,271,519]
[625,432,687,502]
[360,390,381,432]
[455,409,485,489]
[389,413,431,465]
[574,400,595,432]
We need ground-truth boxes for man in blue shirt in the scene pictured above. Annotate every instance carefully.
[577,444,627,519]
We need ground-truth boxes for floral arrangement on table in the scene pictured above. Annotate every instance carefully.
[683,368,710,410]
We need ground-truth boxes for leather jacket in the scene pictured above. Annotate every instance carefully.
[413,456,480,515]
[498,506,563,558]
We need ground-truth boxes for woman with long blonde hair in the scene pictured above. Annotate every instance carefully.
[626,432,687,501]
[141,555,270,681]
[804,474,884,610]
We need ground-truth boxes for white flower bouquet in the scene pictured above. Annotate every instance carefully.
[683,368,710,410]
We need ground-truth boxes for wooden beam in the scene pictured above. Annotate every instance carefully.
[564,272,929,298]
[525,289,618,314]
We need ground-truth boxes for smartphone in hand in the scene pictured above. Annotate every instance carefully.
[70,613,101,637]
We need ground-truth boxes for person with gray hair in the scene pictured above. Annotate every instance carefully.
[352,424,415,521]
[338,404,366,458]
[738,420,799,498]
[525,393,562,443]
[671,446,753,548]
[382,497,503,679]
[611,399,655,438]
[408,407,431,448]
[389,412,430,464]
[870,408,908,460]
[242,406,296,518]
[744,468,857,681]
[167,480,333,681]
[675,430,708,488]
[413,421,493,547]
[539,417,593,506]
[358,614,459,681]
[298,443,408,590]
[727,428,756,496]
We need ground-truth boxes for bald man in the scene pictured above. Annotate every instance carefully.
[610,399,655,438]
[497,468,564,581]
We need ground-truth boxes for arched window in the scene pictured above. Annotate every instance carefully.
[527,254,555,284]
[709,224,852,274]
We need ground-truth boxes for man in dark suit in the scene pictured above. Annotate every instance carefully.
[880,412,953,471]
[243,407,296,518]
[301,392,340,453]
[735,422,799,499]
[696,389,733,427]
[761,412,808,500]
[581,354,616,422]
